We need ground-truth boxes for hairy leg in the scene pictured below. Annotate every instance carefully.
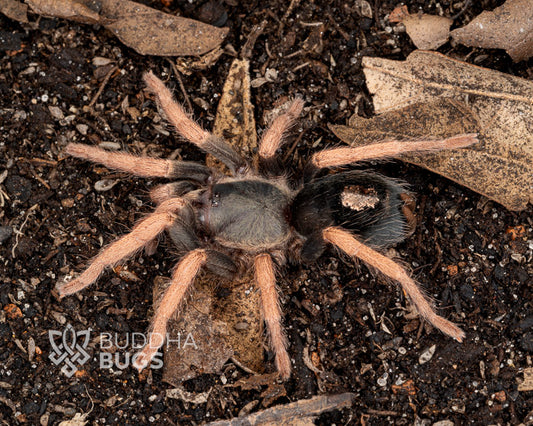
[143,71,246,173]
[311,133,478,169]
[258,98,304,160]
[150,181,200,204]
[254,253,291,379]
[65,143,210,181]
[57,198,187,297]
[134,249,207,371]
[322,226,465,341]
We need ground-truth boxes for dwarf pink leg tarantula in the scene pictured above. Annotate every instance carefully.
[57,71,477,379]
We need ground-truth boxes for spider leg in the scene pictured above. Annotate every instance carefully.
[150,181,200,204]
[65,143,210,182]
[310,134,478,170]
[258,98,304,160]
[56,198,187,297]
[144,71,247,173]
[254,253,291,379]
[322,226,465,342]
[134,249,207,371]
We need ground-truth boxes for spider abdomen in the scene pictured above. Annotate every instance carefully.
[291,171,411,260]
[203,179,291,251]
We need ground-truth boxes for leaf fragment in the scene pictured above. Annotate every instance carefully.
[22,0,228,56]
[451,0,533,62]
[100,0,228,56]
[0,0,28,23]
[389,6,452,50]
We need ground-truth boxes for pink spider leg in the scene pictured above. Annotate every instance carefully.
[322,226,465,342]
[254,253,291,379]
[143,71,246,173]
[133,249,207,371]
[311,133,478,169]
[258,98,305,160]
[57,198,187,297]
[65,143,209,181]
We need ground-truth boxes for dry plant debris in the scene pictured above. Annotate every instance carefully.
[389,5,452,50]
[331,50,533,211]
[205,393,356,426]
[162,58,264,383]
[451,0,533,62]
[3,0,228,56]
[0,0,28,23]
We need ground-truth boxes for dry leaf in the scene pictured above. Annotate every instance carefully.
[209,58,263,373]
[451,0,533,62]
[158,277,233,385]
[0,0,28,23]
[100,0,228,56]
[26,0,100,23]
[210,58,258,168]
[333,51,532,211]
[22,0,228,56]
[330,98,479,144]
[162,59,264,382]
[389,6,452,50]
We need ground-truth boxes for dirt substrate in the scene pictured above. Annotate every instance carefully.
[0,0,532,424]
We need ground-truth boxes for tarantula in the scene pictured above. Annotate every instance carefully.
[57,71,477,379]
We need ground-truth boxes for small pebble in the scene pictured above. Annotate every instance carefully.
[419,344,436,364]
[94,179,119,192]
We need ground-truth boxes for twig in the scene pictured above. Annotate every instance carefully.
[88,66,118,110]
[278,0,301,36]
[241,19,268,60]
[451,0,472,21]
[11,203,38,258]
[230,356,259,375]
[168,60,193,113]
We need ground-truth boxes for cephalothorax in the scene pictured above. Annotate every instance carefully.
[57,71,476,378]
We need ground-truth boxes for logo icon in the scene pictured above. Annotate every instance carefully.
[49,324,91,377]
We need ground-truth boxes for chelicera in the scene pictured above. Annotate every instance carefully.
[57,71,476,379]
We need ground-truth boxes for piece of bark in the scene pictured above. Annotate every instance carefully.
[205,393,356,426]
[451,0,533,62]
[334,50,532,211]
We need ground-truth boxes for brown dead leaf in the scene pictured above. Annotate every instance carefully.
[0,0,28,23]
[22,0,228,56]
[100,0,228,56]
[208,58,263,373]
[26,0,100,23]
[389,6,452,50]
[332,50,532,211]
[158,277,233,385]
[210,58,258,169]
[163,58,264,382]
[451,0,533,62]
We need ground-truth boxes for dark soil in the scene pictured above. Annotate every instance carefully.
[1,0,532,424]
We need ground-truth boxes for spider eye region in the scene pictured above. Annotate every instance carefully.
[205,180,290,249]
